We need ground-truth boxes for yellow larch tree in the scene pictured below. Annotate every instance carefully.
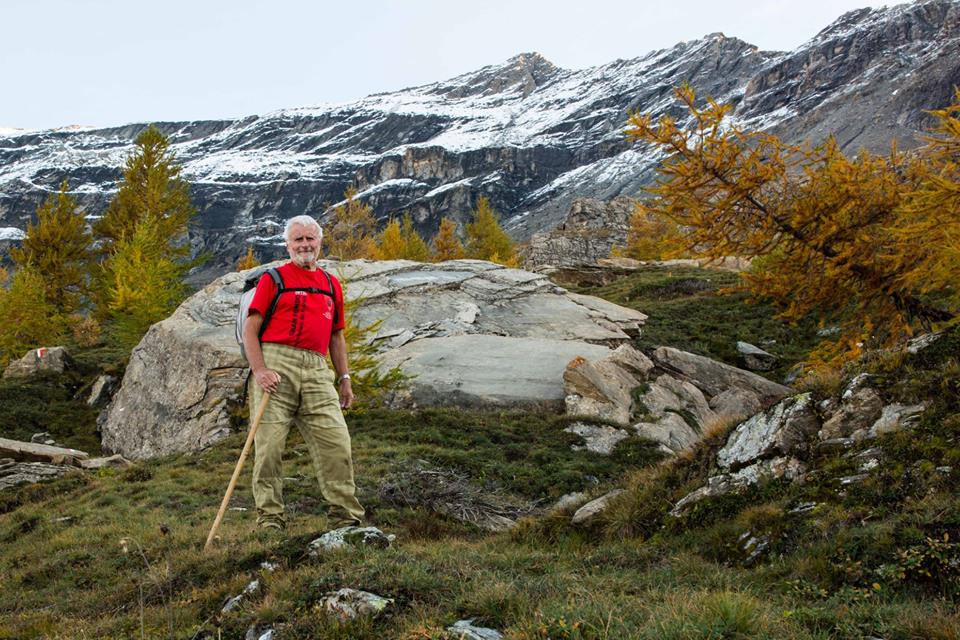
[623,203,688,260]
[626,84,957,363]
[0,266,67,366]
[11,181,93,316]
[887,90,960,311]
[432,217,466,261]
[101,216,187,351]
[324,186,378,260]
[236,246,261,271]
[375,218,405,260]
[465,196,518,266]
[399,214,431,262]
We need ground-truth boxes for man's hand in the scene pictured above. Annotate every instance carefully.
[254,368,281,394]
[339,378,354,409]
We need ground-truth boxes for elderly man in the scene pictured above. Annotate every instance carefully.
[242,214,364,532]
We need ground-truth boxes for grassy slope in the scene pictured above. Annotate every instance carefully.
[0,265,957,639]
[554,265,822,381]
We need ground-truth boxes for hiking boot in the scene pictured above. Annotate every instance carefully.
[256,520,285,540]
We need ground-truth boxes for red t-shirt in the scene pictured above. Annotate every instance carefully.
[248,263,345,355]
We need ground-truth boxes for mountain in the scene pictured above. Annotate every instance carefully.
[1,0,958,281]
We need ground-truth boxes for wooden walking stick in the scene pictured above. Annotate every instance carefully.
[204,392,271,552]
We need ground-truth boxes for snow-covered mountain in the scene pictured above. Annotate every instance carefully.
[1,0,958,280]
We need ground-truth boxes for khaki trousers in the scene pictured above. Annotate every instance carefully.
[249,342,364,528]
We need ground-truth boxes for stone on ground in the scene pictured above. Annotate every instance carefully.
[308,526,395,555]
[320,588,394,621]
[3,346,73,379]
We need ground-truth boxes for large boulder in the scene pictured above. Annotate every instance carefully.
[100,259,646,459]
[381,335,610,409]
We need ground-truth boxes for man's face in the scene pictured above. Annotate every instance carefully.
[286,223,321,268]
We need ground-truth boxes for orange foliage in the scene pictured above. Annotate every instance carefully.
[627,84,958,363]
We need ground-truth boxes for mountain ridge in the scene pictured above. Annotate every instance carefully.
[1,0,957,282]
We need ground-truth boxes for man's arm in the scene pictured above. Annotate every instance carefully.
[243,312,281,393]
[328,329,353,409]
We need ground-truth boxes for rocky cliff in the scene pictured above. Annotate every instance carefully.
[1,0,957,282]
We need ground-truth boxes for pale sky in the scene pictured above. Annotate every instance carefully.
[3,0,899,131]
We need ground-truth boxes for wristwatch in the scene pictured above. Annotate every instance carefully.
[337,373,351,384]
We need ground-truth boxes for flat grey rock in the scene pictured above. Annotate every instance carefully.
[377,335,611,409]
[651,346,791,404]
[0,461,70,491]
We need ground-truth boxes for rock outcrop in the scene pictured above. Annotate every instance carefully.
[716,393,819,470]
[524,197,635,269]
[669,368,933,517]
[563,343,793,455]
[99,259,647,459]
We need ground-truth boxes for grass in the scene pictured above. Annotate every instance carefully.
[555,265,822,382]
[1,267,958,638]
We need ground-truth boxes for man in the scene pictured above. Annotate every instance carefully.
[242,214,364,532]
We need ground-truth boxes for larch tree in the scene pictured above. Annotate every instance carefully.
[375,218,405,260]
[324,187,378,260]
[375,214,430,261]
[11,181,93,315]
[886,91,960,312]
[334,281,407,408]
[626,84,958,363]
[465,196,518,266]
[94,125,195,257]
[399,214,430,262]
[236,246,261,271]
[432,217,466,261]
[92,126,197,343]
[101,215,188,351]
[622,203,687,261]
[0,266,66,366]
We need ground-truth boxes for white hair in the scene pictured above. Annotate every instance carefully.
[283,215,323,241]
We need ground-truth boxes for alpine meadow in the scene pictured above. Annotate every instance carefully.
[1,2,959,639]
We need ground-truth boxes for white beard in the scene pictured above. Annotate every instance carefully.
[291,250,319,267]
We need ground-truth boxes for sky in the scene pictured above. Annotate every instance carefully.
[3,0,900,131]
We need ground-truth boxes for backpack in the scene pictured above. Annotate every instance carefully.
[235,265,337,362]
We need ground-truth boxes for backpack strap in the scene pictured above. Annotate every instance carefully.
[323,269,339,328]
[260,268,339,340]
[258,268,285,340]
